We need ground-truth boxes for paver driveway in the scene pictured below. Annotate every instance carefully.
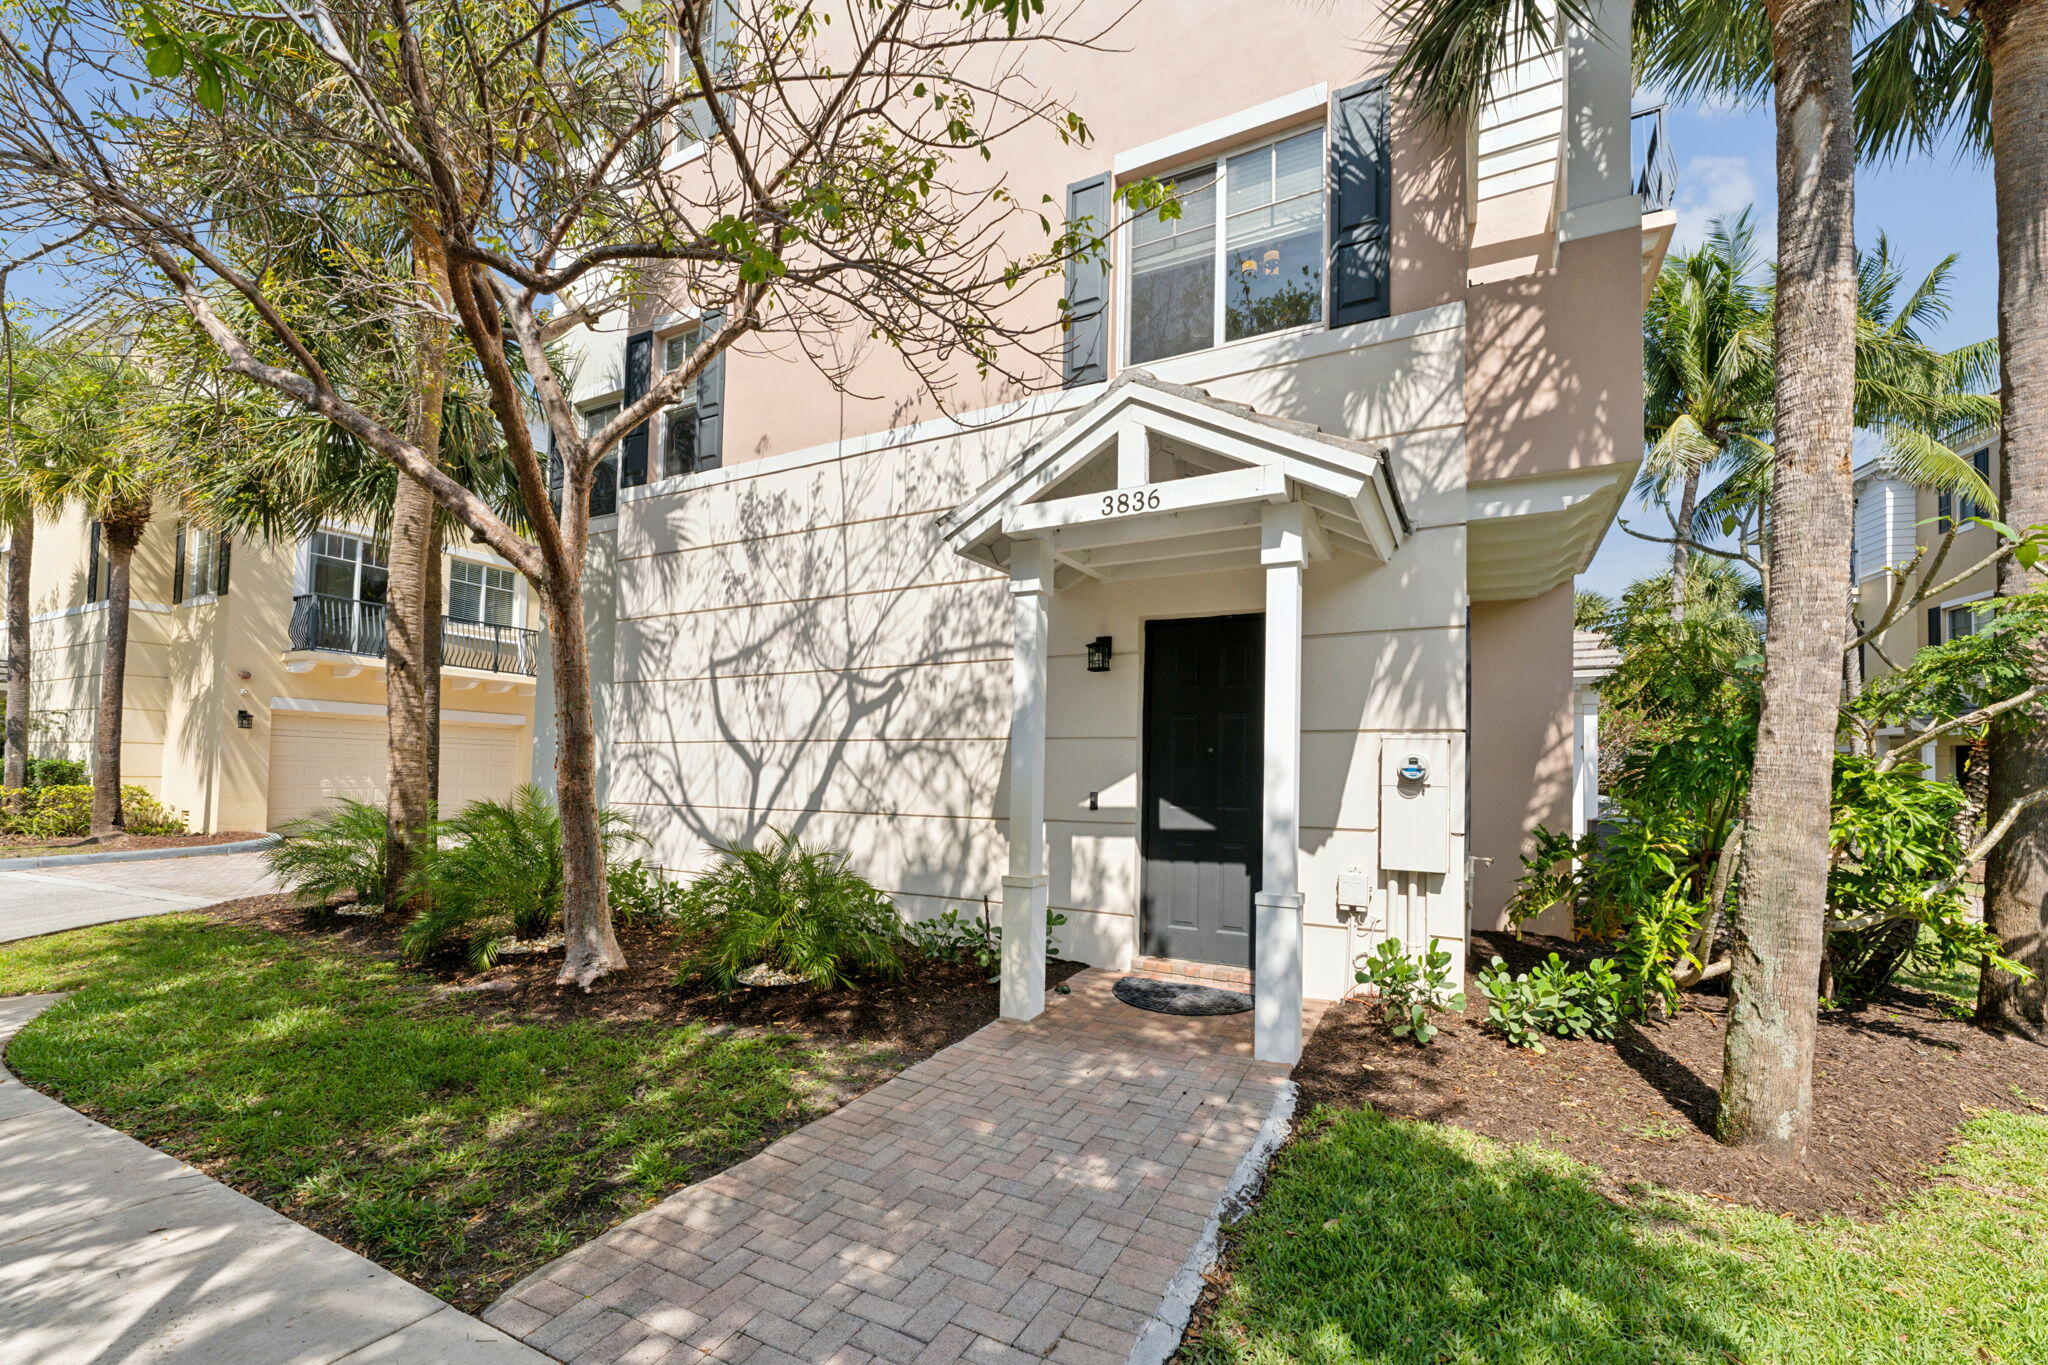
[0,849,280,942]
[486,969,1313,1364]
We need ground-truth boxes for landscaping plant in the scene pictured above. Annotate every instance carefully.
[0,784,185,840]
[901,905,1068,980]
[266,797,392,908]
[401,786,643,968]
[677,830,906,991]
[1354,937,1465,1045]
[1477,955,1624,1052]
[22,757,85,789]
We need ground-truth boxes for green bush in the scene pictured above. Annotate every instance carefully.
[1354,937,1465,1045]
[1476,954,1623,1051]
[677,830,905,990]
[24,756,86,788]
[608,858,686,926]
[267,797,391,907]
[901,906,1067,980]
[400,785,643,968]
[0,784,186,839]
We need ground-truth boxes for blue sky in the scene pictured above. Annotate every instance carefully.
[1576,100,1997,600]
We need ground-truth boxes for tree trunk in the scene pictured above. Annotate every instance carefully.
[91,516,148,838]
[544,551,623,987]
[383,211,454,910]
[1671,465,1700,621]
[1977,0,2048,1040]
[385,476,439,905]
[4,511,30,791]
[1718,0,1859,1156]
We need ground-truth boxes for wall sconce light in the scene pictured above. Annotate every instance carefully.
[1086,636,1113,673]
[236,710,254,730]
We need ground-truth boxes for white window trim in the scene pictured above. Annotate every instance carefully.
[1938,589,1994,639]
[1115,121,1330,375]
[1111,85,1328,177]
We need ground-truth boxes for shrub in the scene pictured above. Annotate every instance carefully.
[24,756,86,788]
[677,830,905,990]
[901,906,1068,980]
[1476,954,1624,1052]
[267,797,391,907]
[1354,937,1465,1045]
[400,785,643,968]
[1,784,187,839]
[609,858,686,926]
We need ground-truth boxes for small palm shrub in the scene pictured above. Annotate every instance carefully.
[400,785,643,968]
[677,830,905,990]
[266,797,391,907]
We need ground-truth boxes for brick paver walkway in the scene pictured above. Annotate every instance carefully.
[485,969,1317,1364]
[0,850,280,942]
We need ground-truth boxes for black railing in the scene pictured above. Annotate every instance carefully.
[1632,103,1677,214]
[289,594,539,676]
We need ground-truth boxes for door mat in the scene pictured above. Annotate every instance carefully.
[1112,976,1253,1016]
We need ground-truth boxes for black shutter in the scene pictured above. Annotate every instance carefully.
[694,310,725,470]
[1937,489,1953,534]
[620,329,653,487]
[216,535,231,595]
[1329,77,1391,328]
[172,523,186,604]
[86,523,101,604]
[1927,605,1943,646]
[1062,173,1111,388]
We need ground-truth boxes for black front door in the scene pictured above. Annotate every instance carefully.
[1141,614,1263,967]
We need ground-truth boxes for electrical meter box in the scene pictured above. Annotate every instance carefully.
[1379,736,1452,874]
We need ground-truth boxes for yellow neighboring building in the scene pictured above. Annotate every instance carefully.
[2,504,539,832]
[1851,430,2000,783]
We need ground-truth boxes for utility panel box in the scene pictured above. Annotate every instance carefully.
[1380,737,1452,874]
[1335,870,1379,927]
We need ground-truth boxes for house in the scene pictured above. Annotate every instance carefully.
[2,504,539,831]
[540,0,1674,1061]
[1851,432,2002,782]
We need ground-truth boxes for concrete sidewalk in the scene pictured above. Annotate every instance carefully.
[0,849,281,943]
[0,993,548,1363]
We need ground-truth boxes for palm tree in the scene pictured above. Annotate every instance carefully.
[1855,0,2048,1039]
[0,326,49,791]
[1392,0,1863,1154]
[1643,211,1775,618]
[5,338,163,836]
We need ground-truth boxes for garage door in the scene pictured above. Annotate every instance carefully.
[267,712,525,827]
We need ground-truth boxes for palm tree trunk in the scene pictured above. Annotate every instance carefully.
[1671,466,1700,621]
[1977,0,2048,1038]
[384,210,454,909]
[4,511,30,791]
[385,477,439,903]
[1719,0,1859,1157]
[91,515,148,838]
[544,520,623,988]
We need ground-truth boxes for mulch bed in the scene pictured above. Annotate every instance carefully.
[203,893,1086,1059]
[1295,929,2048,1219]
[0,830,266,857]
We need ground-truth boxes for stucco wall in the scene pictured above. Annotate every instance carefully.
[1468,583,1576,932]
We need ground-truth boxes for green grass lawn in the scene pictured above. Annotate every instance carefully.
[0,915,882,1309]
[1186,1103,2048,1365]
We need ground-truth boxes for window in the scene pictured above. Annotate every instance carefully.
[1944,602,1984,641]
[175,524,226,603]
[675,0,739,144]
[661,328,706,478]
[581,403,621,516]
[1126,127,1325,364]
[310,530,388,604]
[449,560,516,627]
[1961,447,1993,522]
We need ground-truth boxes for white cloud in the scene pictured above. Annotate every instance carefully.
[1671,154,1773,251]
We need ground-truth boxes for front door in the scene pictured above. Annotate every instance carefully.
[1141,614,1263,967]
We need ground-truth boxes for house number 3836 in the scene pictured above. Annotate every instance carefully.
[1100,488,1162,516]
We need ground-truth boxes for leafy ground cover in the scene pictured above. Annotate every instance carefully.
[0,913,911,1310]
[1184,1103,2048,1365]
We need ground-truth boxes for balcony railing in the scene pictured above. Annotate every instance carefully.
[289,594,539,676]
[1632,103,1677,214]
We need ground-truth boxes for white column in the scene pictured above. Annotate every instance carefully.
[1256,504,1307,1064]
[1001,538,1052,1022]
[1571,687,1600,841]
